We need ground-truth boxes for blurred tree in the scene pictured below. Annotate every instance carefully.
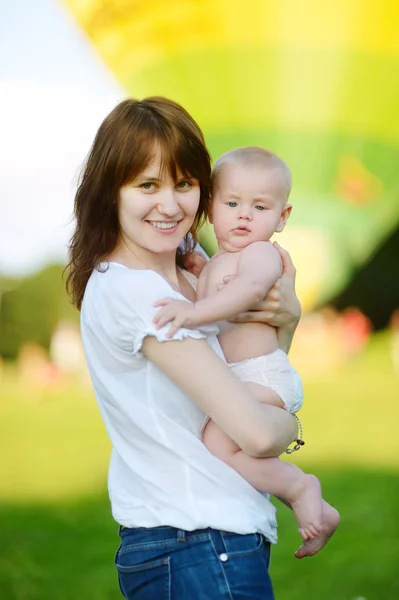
[0,265,78,360]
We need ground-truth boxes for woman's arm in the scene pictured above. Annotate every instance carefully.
[229,242,301,353]
[142,335,297,457]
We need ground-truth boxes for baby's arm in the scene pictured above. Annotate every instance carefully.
[154,242,282,336]
[226,243,300,353]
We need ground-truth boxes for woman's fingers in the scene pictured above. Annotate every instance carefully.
[264,283,281,304]
[273,242,296,277]
[229,310,274,323]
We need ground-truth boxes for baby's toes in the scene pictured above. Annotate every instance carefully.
[298,528,310,541]
[309,524,321,538]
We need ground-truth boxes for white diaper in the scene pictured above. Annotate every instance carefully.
[229,349,304,414]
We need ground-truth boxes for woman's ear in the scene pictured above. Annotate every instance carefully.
[275,203,292,233]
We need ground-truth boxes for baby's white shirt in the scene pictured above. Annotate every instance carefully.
[80,262,278,541]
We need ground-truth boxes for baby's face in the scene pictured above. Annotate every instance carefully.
[211,164,291,252]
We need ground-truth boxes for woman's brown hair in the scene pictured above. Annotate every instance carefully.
[66,97,211,309]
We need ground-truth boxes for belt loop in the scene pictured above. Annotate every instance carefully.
[177,529,186,543]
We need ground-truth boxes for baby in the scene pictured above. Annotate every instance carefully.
[154,147,339,557]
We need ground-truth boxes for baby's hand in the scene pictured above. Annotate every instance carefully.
[183,252,207,278]
[153,298,198,337]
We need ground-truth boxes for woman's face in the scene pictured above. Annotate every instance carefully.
[118,146,201,256]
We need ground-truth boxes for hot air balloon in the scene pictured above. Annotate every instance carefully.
[64,0,399,311]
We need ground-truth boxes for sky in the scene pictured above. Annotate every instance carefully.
[0,0,123,276]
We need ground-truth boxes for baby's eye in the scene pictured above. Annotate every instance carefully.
[228,201,238,207]
[255,205,266,211]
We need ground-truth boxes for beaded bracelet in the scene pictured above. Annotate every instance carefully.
[285,413,305,454]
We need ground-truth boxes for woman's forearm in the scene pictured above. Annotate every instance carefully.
[255,408,298,457]
[143,336,297,457]
[277,318,300,354]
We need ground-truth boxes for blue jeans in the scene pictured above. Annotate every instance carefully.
[115,526,274,599]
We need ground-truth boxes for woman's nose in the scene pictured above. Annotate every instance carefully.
[158,190,180,216]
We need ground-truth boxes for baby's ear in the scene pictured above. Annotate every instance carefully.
[275,203,292,233]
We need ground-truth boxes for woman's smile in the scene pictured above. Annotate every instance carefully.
[147,219,183,233]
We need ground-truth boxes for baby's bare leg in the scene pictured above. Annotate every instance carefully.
[249,383,339,553]
[204,421,322,540]
[245,381,286,409]
[202,383,323,541]
[202,382,287,460]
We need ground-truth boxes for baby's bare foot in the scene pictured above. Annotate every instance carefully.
[289,474,323,541]
[295,501,340,558]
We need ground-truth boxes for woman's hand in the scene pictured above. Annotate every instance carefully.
[228,242,301,329]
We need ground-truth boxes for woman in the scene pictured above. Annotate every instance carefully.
[67,97,301,599]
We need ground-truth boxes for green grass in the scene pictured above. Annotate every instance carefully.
[0,332,398,599]
[272,469,399,600]
[1,470,397,600]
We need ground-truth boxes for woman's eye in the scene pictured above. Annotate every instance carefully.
[228,201,237,207]
[141,182,155,190]
[176,180,191,190]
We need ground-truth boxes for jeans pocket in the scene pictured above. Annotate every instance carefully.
[221,531,265,557]
[115,544,171,599]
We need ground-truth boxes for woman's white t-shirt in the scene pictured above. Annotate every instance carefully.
[80,262,277,542]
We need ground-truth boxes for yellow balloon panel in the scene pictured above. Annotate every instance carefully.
[64,0,399,141]
[65,0,399,64]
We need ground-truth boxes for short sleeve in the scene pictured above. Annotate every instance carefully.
[99,268,219,355]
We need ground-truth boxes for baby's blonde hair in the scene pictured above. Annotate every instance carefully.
[211,146,292,200]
